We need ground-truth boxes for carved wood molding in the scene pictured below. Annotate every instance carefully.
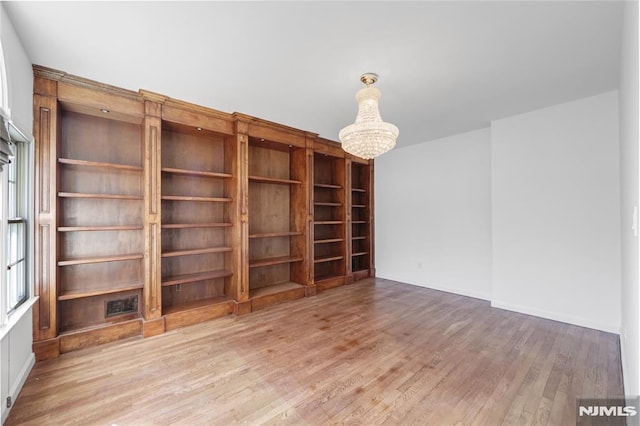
[34,65,140,101]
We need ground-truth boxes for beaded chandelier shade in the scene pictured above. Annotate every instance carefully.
[339,73,399,159]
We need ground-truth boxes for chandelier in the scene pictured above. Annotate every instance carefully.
[338,73,399,159]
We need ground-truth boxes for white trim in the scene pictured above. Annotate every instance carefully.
[0,296,37,341]
[491,299,621,334]
[0,161,7,325]
[0,40,8,117]
[1,351,34,424]
[620,330,630,396]
[7,120,31,144]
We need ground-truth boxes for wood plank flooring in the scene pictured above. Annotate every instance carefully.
[7,278,624,425]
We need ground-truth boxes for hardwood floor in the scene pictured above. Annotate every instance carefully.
[7,278,624,425]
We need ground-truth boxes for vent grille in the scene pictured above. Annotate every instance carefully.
[105,295,138,317]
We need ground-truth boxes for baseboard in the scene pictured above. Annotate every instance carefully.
[491,299,620,334]
[619,330,640,397]
[2,351,35,424]
[620,331,629,396]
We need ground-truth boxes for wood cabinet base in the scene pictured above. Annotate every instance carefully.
[315,276,346,292]
[59,319,143,353]
[163,301,234,331]
[233,300,252,315]
[352,269,372,282]
[33,338,60,362]
[142,318,166,337]
[250,285,306,311]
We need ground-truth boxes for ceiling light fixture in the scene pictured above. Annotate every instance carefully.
[339,73,398,159]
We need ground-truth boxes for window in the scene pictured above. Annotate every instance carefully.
[0,40,31,318]
[6,141,27,311]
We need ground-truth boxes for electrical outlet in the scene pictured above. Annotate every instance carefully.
[6,396,11,408]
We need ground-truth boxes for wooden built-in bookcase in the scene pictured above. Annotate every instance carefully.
[247,137,309,309]
[350,161,374,280]
[160,122,235,323]
[32,66,374,360]
[57,109,144,335]
[313,152,347,291]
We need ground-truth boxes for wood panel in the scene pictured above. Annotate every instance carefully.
[237,112,308,148]
[58,319,142,353]
[57,82,143,125]
[232,120,249,302]
[143,100,162,319]
[161,101,234,136]
[8,279,624,425]
[33,92,58,341]
[163,299,234,331]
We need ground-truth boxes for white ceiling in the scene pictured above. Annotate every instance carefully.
[4,1,624,148]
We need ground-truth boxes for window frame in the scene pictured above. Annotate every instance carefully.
[5,140,27,313]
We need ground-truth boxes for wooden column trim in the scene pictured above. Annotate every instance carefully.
[33,90,58,342]
[234,117,250,302]
[142,100,163,319]
[369,160,375,276]
[345,157,354,284]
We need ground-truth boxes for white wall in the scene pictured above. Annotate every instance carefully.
[0,4,32,135]
[491,91,621,333]
[375,128,492,300]
[618,0,639,398]
[0,3,34,423]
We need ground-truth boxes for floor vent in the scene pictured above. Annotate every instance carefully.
[105,296,138,317]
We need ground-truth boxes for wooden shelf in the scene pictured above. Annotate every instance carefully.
[314,238,344,244]
[162,269,233,287]
[314,273,343,282]
[58,192,143,200]
[161,247,232,258]
[249,231,302,239]
[249,281,304,299]
[162,223,232,229]
[249,255,303,268]
[161,167,232,178]
[161,195,232,203]
[314,255,344,264]
[314,202,342,207]
[162,296,232,316]
[352,221,368,224]
[314,183,342,189]
[352,204,367,208]
[58,158,143,171]
[352,252,368,257]
[57,282,144,301]
[249,175,302,185]
[352,236,367,240]
[58,225,143,232]
[58,254,143,267]
[351,188,367,193]
[315,221,344,225]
